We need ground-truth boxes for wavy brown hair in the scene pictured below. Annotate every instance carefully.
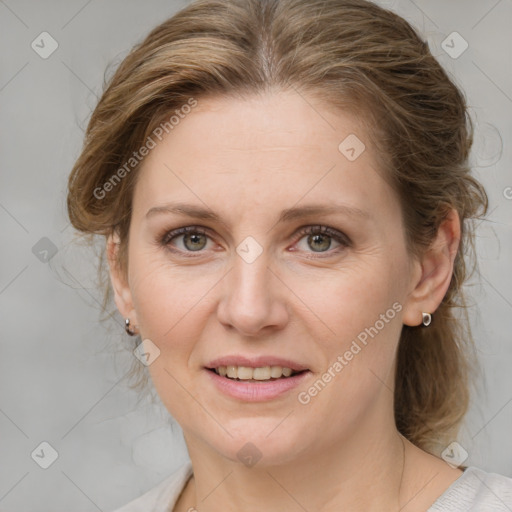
[67,0,488,455]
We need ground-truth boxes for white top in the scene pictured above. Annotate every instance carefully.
[110,461,512,512]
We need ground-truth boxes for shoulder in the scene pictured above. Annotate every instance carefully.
[109,461,193,512]
[428,466,512,511]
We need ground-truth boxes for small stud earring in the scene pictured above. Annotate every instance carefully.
[125,318,136,336]
[422,312,432,327]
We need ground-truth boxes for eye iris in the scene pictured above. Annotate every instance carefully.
[184,233,207,251]
[308,233,331,252]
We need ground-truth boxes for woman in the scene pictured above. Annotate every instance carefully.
[66,0,512,510]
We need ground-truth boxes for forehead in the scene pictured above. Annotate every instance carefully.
[170,90,370,154]
[133,90,397,227]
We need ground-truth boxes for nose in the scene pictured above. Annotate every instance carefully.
[216,250,289,337]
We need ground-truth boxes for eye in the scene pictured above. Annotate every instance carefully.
[159,224,350,258]
[292,225,350,257]
[160,226,214,255]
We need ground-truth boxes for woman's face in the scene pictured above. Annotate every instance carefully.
[112,90,422,465]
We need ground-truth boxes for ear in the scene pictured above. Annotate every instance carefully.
[106,232,139,332]
[402,208,461,327]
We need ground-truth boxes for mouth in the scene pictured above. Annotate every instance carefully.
[204,358,311,401]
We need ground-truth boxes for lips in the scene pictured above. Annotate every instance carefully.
[203,355,311,401]
[205,365,311,401]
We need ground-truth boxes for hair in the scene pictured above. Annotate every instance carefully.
[67,0,488,456]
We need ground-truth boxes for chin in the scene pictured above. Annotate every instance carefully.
[200,418,312,468]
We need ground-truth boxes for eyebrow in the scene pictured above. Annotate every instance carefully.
[146,201,371,225]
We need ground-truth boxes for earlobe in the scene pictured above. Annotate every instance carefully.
[106,233,138,330]
[402,209,461,327]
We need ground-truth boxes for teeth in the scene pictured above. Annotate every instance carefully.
[214,365,299,380]
[237,366,254,380]
[270,366,283,378]
[253,367,271,380]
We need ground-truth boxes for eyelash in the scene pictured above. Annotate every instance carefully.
[159,225,350,259]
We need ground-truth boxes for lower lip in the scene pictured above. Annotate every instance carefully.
[205,369,311,402]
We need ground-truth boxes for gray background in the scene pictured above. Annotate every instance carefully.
[0,0,511,510]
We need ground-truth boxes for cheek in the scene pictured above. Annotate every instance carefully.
[128,247,213,337]
[293,254,403,346]
[295,299,403,441]
[292,254,405,405]
[128,256,217,419]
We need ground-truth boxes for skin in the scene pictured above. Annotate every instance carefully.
[108,90,463,512]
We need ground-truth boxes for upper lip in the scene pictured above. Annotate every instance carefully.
[206,355,309,372]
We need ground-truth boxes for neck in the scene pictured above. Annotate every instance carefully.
[181,417,408,512]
